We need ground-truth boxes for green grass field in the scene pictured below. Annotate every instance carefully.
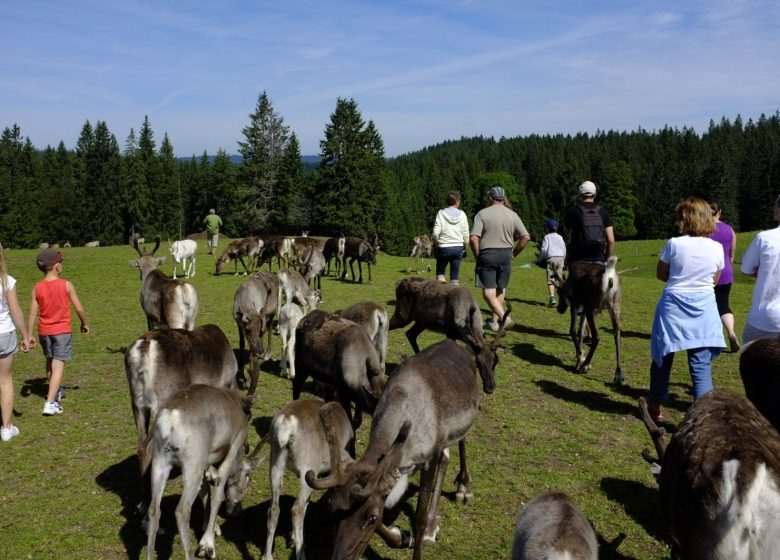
[0,234,759,559]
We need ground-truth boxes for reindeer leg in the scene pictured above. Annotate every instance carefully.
[405,322,425,354]
[578,312,599,373]
[262,451,285,560]
[454,439,472,504]
[236,325,247,388]
[414,459,441,557]
[610,307,624,385]
[569,308,583,371]
[292,474,313,560]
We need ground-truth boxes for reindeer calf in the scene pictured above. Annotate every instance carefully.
[277,268,321,316]
[257,400,355,560]
[170,239,198,279]
[278,302,304,380]
[557,256,623,384]
[145,384,261,560]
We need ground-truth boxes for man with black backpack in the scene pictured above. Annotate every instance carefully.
[563,180,615,264]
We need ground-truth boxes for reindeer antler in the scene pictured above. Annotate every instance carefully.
[305,402,352,490]
[491,304,513,349]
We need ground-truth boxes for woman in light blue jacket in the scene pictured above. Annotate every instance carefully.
[432,191,470,284]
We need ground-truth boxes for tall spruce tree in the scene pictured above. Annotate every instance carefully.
[315,97,387,237]
[237,91,290,233]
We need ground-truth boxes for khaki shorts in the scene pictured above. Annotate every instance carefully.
[0,331,18,359]
[546,257,565,286]
[208,234,219,247]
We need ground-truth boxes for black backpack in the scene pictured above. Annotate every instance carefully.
[577,203,605,256]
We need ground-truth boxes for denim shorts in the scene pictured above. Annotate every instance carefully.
[39,333,73,361]
[0,331,18,359]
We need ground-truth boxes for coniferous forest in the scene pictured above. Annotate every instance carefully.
[1,90,779,255]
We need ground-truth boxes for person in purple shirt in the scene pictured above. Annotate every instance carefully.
[709,201,739,352]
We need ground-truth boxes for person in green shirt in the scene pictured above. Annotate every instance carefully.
[203,209,223,255]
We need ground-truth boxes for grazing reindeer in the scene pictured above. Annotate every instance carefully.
[169,239,198,279]
[341,236,378,283]
[255,234,292,271]
[299,246,326,291]
[124,324,237,527]
[639,390,780,560]
[145,385,262,560]
[85,240,100,247]
[257,400,355,560]
[233,271,280,394]
[278,302,304,380]
[289,236,324,269]
[406,235,434,274]
[336,301,389,373]
[293,310,386,429]
[277,268,321,317]
[128,236,199,330]
[306,336,503,560]
[556,256,623,384]
[215,236,262,275]
[323,235,345,277]
[511,492,598,560]
[389,277,505,386]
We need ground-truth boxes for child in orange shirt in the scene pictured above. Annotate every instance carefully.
[28,250,89,415]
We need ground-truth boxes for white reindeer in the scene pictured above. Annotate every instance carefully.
[170,239,198,279]
[278,302,304,380]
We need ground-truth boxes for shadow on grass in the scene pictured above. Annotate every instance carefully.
[509,296,549,308]
[514,323,570,341]
[535,379,638,416]
[600,477,668,552]
[21,377,80,400]
[512,342,567,368]
[95,454,146,560]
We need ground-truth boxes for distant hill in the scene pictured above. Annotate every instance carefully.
[176,154,320,165]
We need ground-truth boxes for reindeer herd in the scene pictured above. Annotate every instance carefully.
[120,233,780,560]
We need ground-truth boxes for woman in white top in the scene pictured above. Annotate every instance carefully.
[646,198,725,422]
[0,243,33,442]
[741,195,780,343]
[432,191,469,284]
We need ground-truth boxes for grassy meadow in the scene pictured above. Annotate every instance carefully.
[0,233,760,560]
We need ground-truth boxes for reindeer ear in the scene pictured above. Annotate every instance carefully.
[128,259,139,267]
[157,257,167,266]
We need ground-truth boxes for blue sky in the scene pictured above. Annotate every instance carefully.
[2,0,778,158]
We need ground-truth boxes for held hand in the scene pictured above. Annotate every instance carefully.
[26,337,36,351]
[81,324,90,335]
[20,339,29,353]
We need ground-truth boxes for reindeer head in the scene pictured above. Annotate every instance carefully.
[307,413,410,560]
[471,307,511,394]
[128,236,164,280]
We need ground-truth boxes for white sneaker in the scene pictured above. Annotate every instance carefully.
[503,316,516,329]
[485,320,499,332]
[0,425,20,442]
[42,401,63,415]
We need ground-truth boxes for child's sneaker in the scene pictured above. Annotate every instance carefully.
[548,297,557,308]
[484,320,499,333]
[42,401,64,416]
[0,425,20,442]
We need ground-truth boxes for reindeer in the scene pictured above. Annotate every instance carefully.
[255,234,292,271]
[291,235,325,269]
[233,271,280,394]
[169,239,198,279]
[278,302,304,380]
[305,333,504,560]
[323,235,346,277]
[293,310,386,430]
[336,301,389,373]
[124,324,237,528]
[556,256,623,384]
[511,492,598,560]
[341,236,378,283]
[128,236,199,331]
[638,389,780,560]
[406,235,434,274]
[276,268,321,317]
[389,277,504,385]
[299,245,326,291]
[145,384,262,560]
[215,236,262,275]
[256,400,355,560]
